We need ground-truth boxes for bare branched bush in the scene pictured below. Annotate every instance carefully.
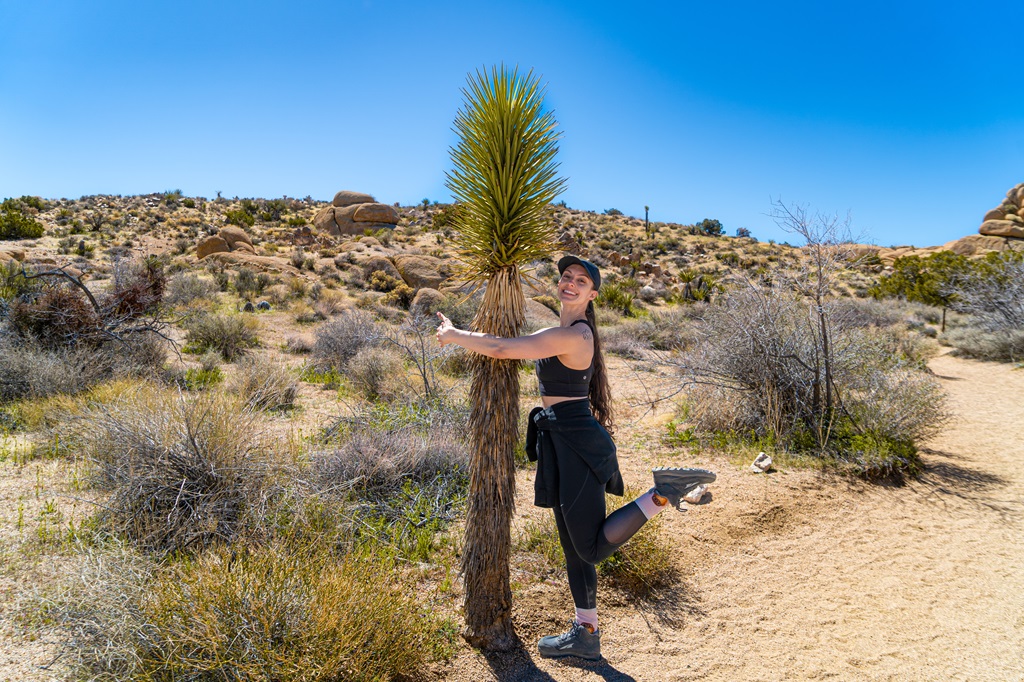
[311,308,379,370]
[231,357,298,411]
[676,280,947,475]
[75,387,273,554]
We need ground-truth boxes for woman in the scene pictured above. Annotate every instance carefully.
[437,255,715,661]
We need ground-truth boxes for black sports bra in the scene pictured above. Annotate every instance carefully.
[536,319,593,397]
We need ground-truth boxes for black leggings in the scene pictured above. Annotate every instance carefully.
[551,444,648,609]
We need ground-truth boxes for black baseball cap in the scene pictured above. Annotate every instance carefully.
[557,255,601,291]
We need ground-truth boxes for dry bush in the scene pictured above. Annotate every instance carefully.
[164,271,218,306]
[59,542,448,681]
[231,357,298,411]
[346,345,405,401]
[676,285,947,471]
[311,308,379,370]
[0,337,108,402]
[75,387,273,554]
[183,312,260,360]
[941,326,1024,362]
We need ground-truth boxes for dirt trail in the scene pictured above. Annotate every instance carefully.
[446,353,1024,681]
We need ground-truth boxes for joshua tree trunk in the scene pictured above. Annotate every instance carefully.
[461,266,526,649]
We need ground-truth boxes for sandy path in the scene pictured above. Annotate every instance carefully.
[445,354,1024,680]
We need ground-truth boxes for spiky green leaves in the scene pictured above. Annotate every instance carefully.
[446,65,566,282]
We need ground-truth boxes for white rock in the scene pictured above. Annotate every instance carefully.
[750,451,772,472]
[684,484,709,504]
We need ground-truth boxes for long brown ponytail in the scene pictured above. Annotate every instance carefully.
[586,301,614,433]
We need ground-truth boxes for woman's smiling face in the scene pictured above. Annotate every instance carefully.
[558,264,598,304]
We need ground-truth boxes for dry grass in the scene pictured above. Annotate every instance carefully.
[56,540,453,681]
[72,386,275,554]
[231,356,299,411]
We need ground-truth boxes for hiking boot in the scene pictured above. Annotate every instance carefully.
[537,621,602,661]
[653,467,717,509]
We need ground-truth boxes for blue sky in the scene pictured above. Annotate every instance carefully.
[1,0,1021,246]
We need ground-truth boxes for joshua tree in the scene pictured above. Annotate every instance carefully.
[445,65,565,650]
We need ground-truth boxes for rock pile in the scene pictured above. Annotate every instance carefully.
[979,182,1024,239]
[313,191,400,238]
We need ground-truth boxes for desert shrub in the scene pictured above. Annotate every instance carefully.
[164,271,218,307]
[9,284,103,346]
[73,388,272,554]
[232,267,271,298]
[944,252,1024,361]
[223,208,255,227]
[941,326,1024,362]
[0,204,44,240]
[597,281,638,317]
[431,202,463,229]
[313,403,469,557]
[184,313,260,360]
[346,345,405,401]
[60,540,450,681]
[0,336,109,403]
[231,357,298,411]
[434,291,479,329]
[311,309,379,370]
[676,284,947,476]
[284,333,314,354]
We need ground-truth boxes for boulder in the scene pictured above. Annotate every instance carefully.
[353,203,399,224]
[292,225,315,245]
[410,287,445,317]
[525,296,559,330]
[1,248,26,262]
[332,191,376,208]
[1016,185,1024,206]
[983,208,1005,222]
[232,242,256,254]
[218,226,253,250]
[393,254,445,289]
[362,256,401,281]
[980,220,1024,239]
[940,235,1011,256]
[313,206,340,233]
[197,235,230,259]
[1007,213,1024,225]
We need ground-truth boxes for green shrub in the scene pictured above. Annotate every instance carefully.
[0,205,45,240]
[61,537,452,681]
[184,313,260,360]
[224,208,255,228]
[597,282,638,317]
[233,267,271,298]
[181,366,223,390]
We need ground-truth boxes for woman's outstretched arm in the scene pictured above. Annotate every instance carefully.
[435,312,590,361]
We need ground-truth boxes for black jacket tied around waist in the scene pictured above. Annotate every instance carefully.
[525,399,624,508]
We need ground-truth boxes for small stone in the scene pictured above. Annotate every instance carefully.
[256,301,271,311]
[751,452,772,473]
[684,484,709,504]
